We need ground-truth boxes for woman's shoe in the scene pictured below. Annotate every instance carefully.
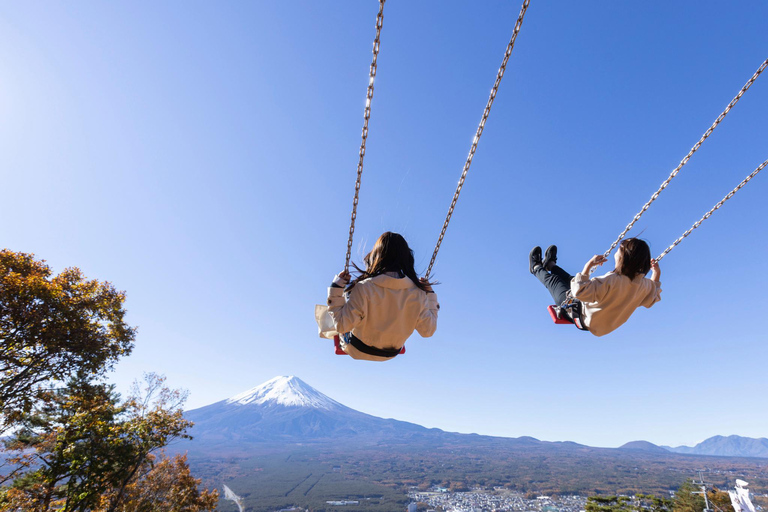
[543,245,558,271]
[529,246,543,274]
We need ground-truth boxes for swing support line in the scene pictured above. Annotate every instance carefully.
[425,0,531,279]
[345,0,385,274]
[602,57,768,260]
[655,158,768,262]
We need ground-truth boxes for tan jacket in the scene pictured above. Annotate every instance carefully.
[327,274,439,361]
[571,271,661,337]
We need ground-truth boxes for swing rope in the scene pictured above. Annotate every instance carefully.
[602,57,768,260]
[655,157,767,262]
[345,0,386,273]
[425,0,531,279]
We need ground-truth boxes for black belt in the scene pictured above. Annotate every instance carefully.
[347,333,401,358]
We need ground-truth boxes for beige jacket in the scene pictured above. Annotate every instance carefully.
[571,271,661,337]
[327,274,439,361]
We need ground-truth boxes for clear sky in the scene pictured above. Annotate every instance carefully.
[2,1,766,448]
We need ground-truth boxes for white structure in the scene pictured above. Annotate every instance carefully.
[223,485,244,512]
[728,479,757,512]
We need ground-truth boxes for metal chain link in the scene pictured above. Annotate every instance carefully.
[655,158,768,262]
[603,57,768,260]
[424,0,531,278]
[345,0,385,273]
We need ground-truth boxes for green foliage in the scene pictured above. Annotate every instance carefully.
[586,495,632,512]
[586,494,672,512]
[673,479,705,512]
[0,250,135,433]
[4,379,129,510]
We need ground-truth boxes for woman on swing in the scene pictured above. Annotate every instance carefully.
[327,232,439,361]
[530,238,661,336]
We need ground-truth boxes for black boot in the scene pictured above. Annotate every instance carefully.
[529,246,543,274]
[543,245,558,271]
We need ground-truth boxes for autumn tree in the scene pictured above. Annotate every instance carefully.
[0,250,135,433]
[0,374,203,512]
[0,251,215,511]
[96,453,218,512]
[707,487,735,512]
[449,481,469,492]
[101,373,195,511]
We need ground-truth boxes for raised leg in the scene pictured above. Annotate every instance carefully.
[534,265,572,306]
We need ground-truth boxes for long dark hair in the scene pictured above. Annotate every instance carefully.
[615,238,652,279]
[347,232,432,292]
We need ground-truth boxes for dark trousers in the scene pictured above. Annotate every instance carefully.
[534,265,573,305]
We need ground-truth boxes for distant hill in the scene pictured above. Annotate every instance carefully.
[619,441,671,454]
[663,435,768,458]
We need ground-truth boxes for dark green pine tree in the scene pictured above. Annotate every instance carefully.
[673,480,706,512]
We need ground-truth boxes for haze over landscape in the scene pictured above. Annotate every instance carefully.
[178,376,768,511]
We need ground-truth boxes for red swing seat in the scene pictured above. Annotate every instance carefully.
[333,335,406,356]
[547,305,573,325]
[334,335,346,355]
[547,303,589,331]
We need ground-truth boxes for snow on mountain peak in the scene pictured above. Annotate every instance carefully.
[225,376,343,410]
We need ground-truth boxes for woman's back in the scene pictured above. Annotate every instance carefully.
[572,271,661,337]
[323,231,439,361]
[339,274,438,349]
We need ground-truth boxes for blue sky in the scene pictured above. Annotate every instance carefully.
[2,1,766,448]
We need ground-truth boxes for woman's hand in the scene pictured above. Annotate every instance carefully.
[333,270,351,287]
[419,277,433,293]
[650,259,660,282]
[582,254,607,275]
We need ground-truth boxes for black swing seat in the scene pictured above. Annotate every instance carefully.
[334,335,406,356]
[547,302,589,331]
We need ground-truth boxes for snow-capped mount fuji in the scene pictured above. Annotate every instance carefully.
[182,376,609,456]
[225,376,344,410]
[183,376,433,449]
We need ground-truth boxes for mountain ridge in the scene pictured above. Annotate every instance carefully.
[184,376,766,458]
[663,435,768,458]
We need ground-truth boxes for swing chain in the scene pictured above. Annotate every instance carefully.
[425,0,531,279]
[655,158,768,262]
[346,0,386,273]
[602,57,768,261]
